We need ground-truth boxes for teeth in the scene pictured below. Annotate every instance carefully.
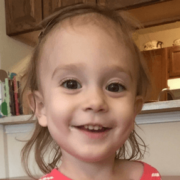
[89,125,94,130]
[94,126,99,130]
[84,125,103,131]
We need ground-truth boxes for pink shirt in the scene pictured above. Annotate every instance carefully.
[39,161,161,180]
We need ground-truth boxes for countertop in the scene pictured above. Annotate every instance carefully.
[141,99,180,113]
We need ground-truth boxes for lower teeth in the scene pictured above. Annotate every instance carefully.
[74,126,108,132]
[86,129,106,132]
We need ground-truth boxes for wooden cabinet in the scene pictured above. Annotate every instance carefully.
[43,0,96,18]
[97,0,144,9]
[168,46,180,78]
[4,0,180,46]
[43,0,62,19]
[142,47,180,102]
[143,48,168,101]
[5,0,42,35]
[97,0,120,9]
[4,0,96,45]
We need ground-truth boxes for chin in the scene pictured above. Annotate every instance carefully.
[74,150,115,163]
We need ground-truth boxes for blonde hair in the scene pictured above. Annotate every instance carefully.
[21,3,151,179]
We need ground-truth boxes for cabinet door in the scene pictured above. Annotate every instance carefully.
[143,48,168,101]
[97,0,124,9]
[168,46,180,78]
[43,0,96,19]
[5,0,42,35]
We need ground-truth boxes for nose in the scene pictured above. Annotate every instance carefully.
[82,88,108,113]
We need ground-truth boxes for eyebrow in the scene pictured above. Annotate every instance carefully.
[52,63,133,81]
[52,63,85,78]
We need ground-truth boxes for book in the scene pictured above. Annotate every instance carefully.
[13,76,20,116]
[4,78,11,116]
[0,79,10,117]
[8,79,15,116]
[0,81,4,117]
[17,80,23,115]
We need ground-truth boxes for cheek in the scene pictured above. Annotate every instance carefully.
[113,101,135,128]
[45,95,72,144]
[117,115,134,133]
[45,93,75,125]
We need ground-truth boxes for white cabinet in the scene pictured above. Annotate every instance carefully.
[0,115,36,179]
[0,125,6,178]
[5,124,34,177]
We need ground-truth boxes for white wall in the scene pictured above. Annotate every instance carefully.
[0,53,1,69]
[0,0,32,71]
[9,54,32,76]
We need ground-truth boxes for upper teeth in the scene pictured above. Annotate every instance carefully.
[84,125,103,130]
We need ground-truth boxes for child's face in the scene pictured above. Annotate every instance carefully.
[35,21,142,162]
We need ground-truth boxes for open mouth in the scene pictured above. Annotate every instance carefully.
[70,125,111,133]
[69,125,111,139]
[76,125,110,132]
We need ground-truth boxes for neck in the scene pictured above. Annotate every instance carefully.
[59,152,119,180]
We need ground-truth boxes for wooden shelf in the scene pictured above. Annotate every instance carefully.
[0,114,36,125]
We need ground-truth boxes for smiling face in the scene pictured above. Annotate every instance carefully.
[34,18,143,163]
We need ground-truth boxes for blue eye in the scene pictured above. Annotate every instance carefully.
[61,79,82,89]
[106,83,126,92]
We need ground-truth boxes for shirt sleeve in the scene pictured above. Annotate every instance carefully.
[140,161,162,180]
[39,168,72,180]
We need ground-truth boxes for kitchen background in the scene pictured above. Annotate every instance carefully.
[134,24,180,90]
[0,0,180,179]
[1,1,180,93]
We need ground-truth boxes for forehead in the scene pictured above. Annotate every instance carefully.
[39,13,130,56]
[38,16,137,88]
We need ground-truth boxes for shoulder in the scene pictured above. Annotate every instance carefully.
[115,160,161,180]
[39,168,72,180]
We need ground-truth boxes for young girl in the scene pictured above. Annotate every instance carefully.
[21,3,161,180]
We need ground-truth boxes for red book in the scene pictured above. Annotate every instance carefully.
[13,76,19,115]
[17,81,23,115]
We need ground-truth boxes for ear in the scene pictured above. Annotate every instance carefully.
[134,96,144,116]
[27,91,48,127]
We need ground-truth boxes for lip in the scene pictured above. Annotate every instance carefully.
[77,128,111,139]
